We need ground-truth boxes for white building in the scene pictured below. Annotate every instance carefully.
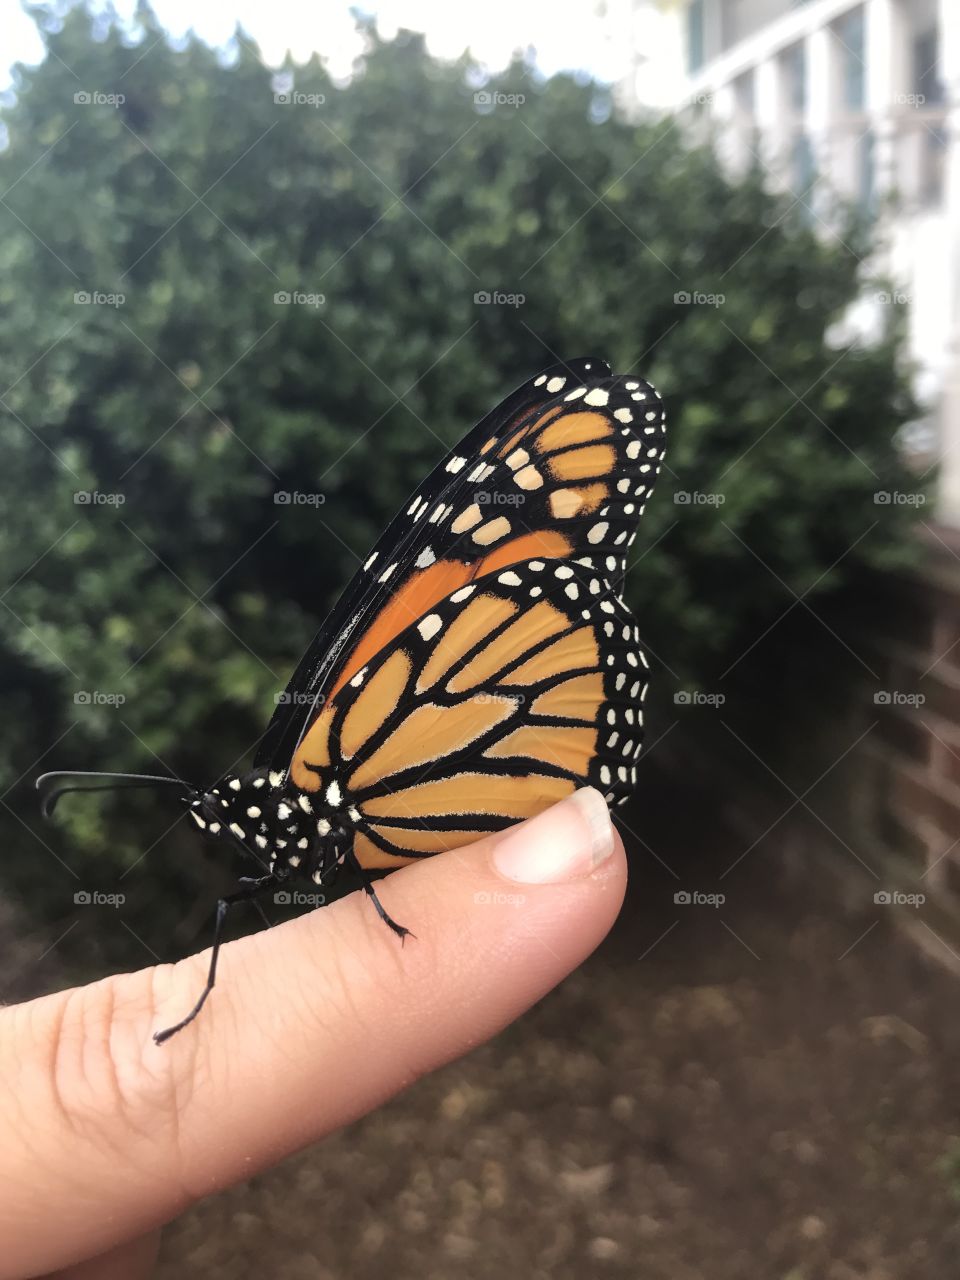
[618,0,960,524]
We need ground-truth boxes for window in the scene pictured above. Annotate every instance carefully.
[688,0,705,74]
[838,7,865,110]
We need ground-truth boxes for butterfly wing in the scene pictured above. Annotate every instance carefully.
[287,556,649,868]
[262,370,666,784]
[256,356,612,770]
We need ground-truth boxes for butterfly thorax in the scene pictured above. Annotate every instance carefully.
[185,767,358,884]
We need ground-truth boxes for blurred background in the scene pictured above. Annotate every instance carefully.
[2,0,960,1273]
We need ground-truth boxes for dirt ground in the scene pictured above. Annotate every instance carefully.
[153,773,960,1279]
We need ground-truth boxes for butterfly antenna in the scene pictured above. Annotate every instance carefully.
[35,771,192,819]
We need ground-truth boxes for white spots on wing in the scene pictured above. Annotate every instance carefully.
[415,546,436,569]
[298,837,309,850]
[379,562,398,582]
[418,613,443,640]
[584,387,609,407]
[451,503,483,534]
[498,571,522,587]
[601,601,615,614]
[546,375,566,392]
[208,821,221,834]
[255,834,268,849]
[565,386,587,401]
[614,407,633,423]
[229,778,241,791]
[450,585,476,602]
[604,621,615,637]
[246,805,261,818]
[530,560,545,571]
[190,811,206,829]
[534,373,547,386]
[287,851,300,866]
[590,578,601,594]
[252,776,266,789]
[317,818,331,837]
[587,522,608,545]
[277,802,292,820]
[312,869,324,885]
[473,516,511,544]
[446,455,467,473]
[565,583,579,600]
[607,708,616,725]
[555,565,574,579]
[616,672,626,691]
[298,794,313,813]
[600,765,611,785]
[326,781,342,807]
[530,585,542,597]
[606,731,618,748]
[348,805,361,822]
[606,556,618,572]
[429,502,449,524]
[229,822,245,840]
[645,410,659,421]
[364,551,378,570]
[626,440,641,460]
[623,503,635,514]
[408,496,425,517]
[625,381,639,391]
[514,464,543,490]
[350,667,368,688]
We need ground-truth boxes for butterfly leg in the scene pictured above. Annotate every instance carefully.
[346,849,414,943]
[153,872,279,1045]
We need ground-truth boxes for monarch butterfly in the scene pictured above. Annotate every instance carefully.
[37,356,667,1042]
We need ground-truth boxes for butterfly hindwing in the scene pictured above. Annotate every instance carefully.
[286,555,649,868]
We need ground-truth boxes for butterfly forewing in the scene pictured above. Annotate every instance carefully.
[257,356,612,770]
[261,367,665,780]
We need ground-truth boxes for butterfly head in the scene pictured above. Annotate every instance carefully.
[184,767,356,876]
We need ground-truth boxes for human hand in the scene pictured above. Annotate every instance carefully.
[0,787,625,1279]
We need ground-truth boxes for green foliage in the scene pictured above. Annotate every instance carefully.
[0,5,922,932]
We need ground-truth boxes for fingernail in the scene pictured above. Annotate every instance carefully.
[492,787,615,884]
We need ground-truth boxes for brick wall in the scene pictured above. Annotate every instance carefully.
[654,525,960,953]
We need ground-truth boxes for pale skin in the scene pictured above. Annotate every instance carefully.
[0,786,625,1280]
